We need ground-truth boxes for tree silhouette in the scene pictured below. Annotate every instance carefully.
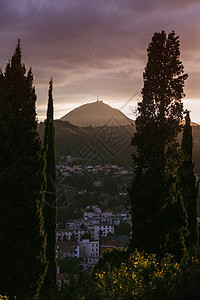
[41,79,57,296]
[179,110,199,246]
[0,40,47,299]
[129,31,188,259]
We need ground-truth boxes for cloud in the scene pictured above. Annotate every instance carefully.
[185,71,200,99]
[0,0,200,120]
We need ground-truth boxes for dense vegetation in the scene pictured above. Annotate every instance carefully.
[41,79,57,297]
[56,172,130,222]
[1,31,200,299]
[129,30,190,259]
[179,111,199,246]
[39,121,135,167]
[0,41,47,299]
[39,120,200,174]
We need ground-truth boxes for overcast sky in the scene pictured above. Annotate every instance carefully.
[0,0,200,121]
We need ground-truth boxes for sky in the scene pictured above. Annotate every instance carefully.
[0,0,200,122]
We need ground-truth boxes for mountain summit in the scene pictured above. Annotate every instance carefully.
[60,100,134,127]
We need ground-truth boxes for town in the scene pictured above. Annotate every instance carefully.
[56,156,132,284]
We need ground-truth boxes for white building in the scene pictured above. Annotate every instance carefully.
[57,229,73,242]
[79,239,99,258]
[57,228,92,242]
[57,241,80,259]
[94,223,115,240]
[74,229,90,242]
[79,239,99,268]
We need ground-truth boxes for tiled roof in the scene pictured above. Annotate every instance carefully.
[57,241,78,252]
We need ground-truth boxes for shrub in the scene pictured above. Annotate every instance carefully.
[84,248,200,299]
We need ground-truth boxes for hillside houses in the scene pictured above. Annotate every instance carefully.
[79,239,99,268]
[57,209,130,243]
[57,207,131,269]
[56,159,133,179]
[56,157,132,274]
[57,241,79,259]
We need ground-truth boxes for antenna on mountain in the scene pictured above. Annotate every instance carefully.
[96,94,102,102]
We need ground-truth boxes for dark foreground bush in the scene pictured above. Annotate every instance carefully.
[2,248,200,299]
[83,248,200,300]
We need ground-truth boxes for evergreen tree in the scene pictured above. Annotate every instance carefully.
[41,79,57,296]
[0,41,47,298]
[128,31,188,259]
[179,111,199,246]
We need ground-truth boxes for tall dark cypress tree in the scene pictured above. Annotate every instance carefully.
[179,111,199,246]
[0,41,47,299]
[128,31,188,259]
[42,78,57,295]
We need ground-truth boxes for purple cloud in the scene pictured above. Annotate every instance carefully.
[0,0,200,120]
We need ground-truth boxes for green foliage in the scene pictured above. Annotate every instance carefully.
[39,121,135,167]
[93,247,130,274]
[59,257,82,274]
[115,221,131,236]
[85,248,200,300]
[41,79,57,296]
[0,41,47,299]
[39,119,200,176]
[179,111,199,246]
[128,31,188,259]
[58,271,90,300]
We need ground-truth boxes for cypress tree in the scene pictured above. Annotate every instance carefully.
[128,31,188,259]
[42,78,57,295]
[179,110,199,246]
[0,41,47,298]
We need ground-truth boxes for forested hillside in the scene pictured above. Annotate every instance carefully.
[39,120,200,174]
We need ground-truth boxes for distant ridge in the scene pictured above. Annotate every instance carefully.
[38,120,200,174]
[60,100,134,127]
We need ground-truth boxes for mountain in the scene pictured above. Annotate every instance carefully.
[60,100,134,127]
